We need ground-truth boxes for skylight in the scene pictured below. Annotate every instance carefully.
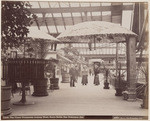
[38,2,49,8]
[29,1,134,38]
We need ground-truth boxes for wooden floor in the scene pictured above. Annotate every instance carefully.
[10,75,148,118]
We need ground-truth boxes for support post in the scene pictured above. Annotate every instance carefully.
[104,69,110,89]
[141,65,148,109]
[126,36,137,101]
[115,43,122,96]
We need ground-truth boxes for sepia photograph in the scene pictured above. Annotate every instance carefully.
[1,0,149,120]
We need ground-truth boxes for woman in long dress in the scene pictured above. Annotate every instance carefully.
[93,64,100,85]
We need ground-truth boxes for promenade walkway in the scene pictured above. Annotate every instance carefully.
[10,75,148,118]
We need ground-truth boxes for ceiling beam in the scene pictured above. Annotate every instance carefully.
[82,54,126,60]
[89,3,93,21]
[43,14,51,34]
[85,56,148,62]
[100,3,102,21]
[38,2,51,34]
[29,5,133,14]
[48,3,59,34]
[58,2,66,29]
[81,53,147,57]
[79,3,84,22]
[30,15,119,26]
[69,2,75,25]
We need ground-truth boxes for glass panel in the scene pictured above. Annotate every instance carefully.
[122,10,132,30]
[39,2,49,8]
[50,2,59,8]
[49,26,57,33]
[87,12,91,16]
[40,26,48,33]
[85,44,88,47]
[86,50,89,54]
[72,43,75,47]
[53,13,62,17]
[72,13,81,17]
[92,12,101,16]
[45,13,52,17]
[111,3,122,6]
[29,2,39,8]
[83,44,87,47]
[70,2,79,7]
[83,49,86,54]
[102,11,111,16]
[90,3,101,6]
[101,3,111,6]
[36,14,43,17]
[59,2,69,7]
[57,26,65,33]
[80,2,90,7]
[112,48,116,54]
[123,3,133,5]
[63,13,71,17]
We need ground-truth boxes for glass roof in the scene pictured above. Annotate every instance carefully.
[27,2,145,58]
[29,1,134,35]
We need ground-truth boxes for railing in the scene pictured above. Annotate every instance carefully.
[2,58,57,84]
[1,58,58,104]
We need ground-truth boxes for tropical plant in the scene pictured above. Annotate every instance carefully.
[1,1,33,53]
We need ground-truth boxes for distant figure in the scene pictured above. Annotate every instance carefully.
[105,69,109,81]
[82,66,88,85]
[69,65,77,87]
[93,64,100,85]
[74,65,79,83]
[89,69,92,76]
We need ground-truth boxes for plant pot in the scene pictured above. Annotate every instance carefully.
[1,86,12,116]
[115,88,123,96]
[103,82,110,89]
[50,78,59,90]
[62,73,70,83]
[32,78,48,96]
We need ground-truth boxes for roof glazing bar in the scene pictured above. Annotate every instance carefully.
[100,3,102,21]
[48,2,59,34]
[69,2,75,25]
[79,3,84,22]
[89,3,93,21]
[58,2,66,29]
[38,2,50,34]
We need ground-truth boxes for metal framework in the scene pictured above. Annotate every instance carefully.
[29,2,134,36]
[28,2,148,60]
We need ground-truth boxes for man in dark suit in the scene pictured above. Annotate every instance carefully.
[69,65,77,87]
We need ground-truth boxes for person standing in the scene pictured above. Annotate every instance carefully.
[93,64,100,85]
[81,66,88,85]
[74,65,79,83]
[69,65,76,87]
[89,69,92,76]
